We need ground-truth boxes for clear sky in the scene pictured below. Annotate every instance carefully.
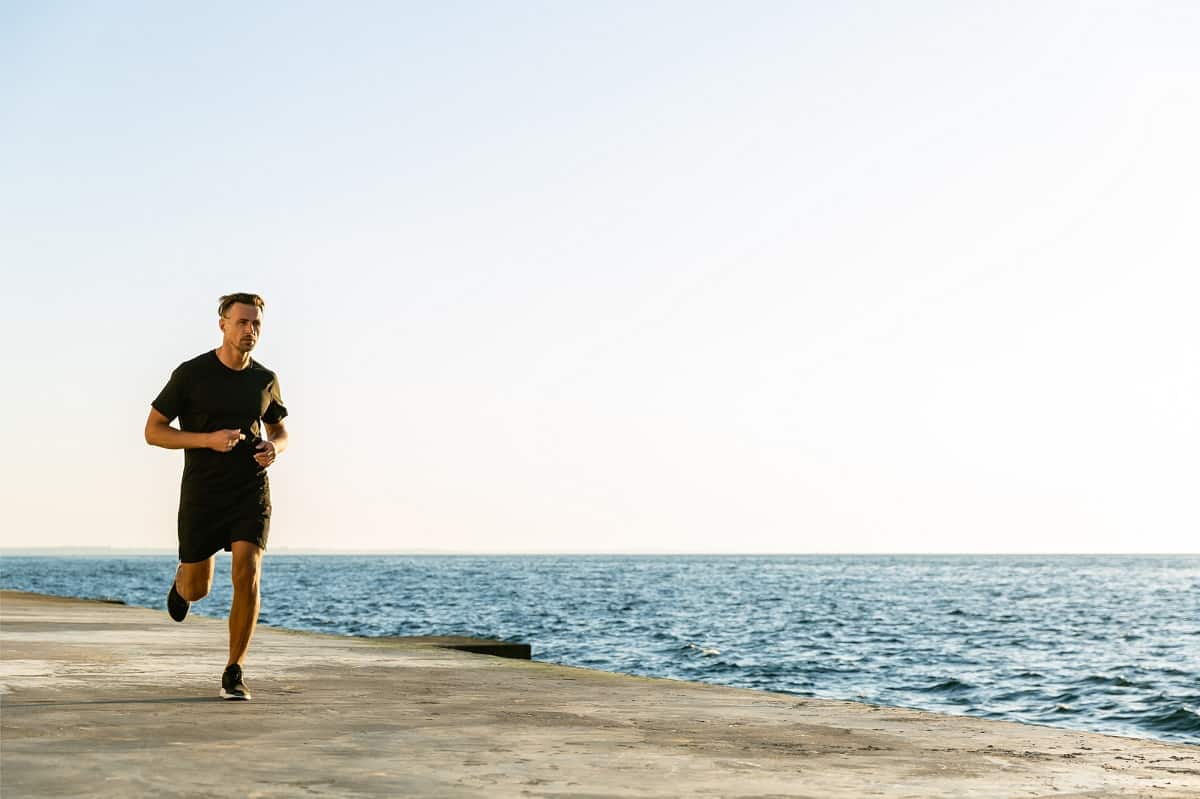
[2,2,1196,553]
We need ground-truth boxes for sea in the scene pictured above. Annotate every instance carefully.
[2,553,1197,745]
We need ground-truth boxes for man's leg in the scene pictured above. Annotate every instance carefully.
[175,558,214,602]
[228,540,263,667]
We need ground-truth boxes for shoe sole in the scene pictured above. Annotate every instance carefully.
[219,689,251,700]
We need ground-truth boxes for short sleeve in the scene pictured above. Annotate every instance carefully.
[263,376,288,424]
[151,366,187,422]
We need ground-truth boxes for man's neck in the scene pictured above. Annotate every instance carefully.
[215,345,251,371]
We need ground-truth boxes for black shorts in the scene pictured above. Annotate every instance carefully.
[178,501,270,563]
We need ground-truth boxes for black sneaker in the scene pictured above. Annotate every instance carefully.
[220,664,251,701]
[167,581,189,622]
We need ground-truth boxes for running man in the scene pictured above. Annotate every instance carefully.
[144,292,289,700]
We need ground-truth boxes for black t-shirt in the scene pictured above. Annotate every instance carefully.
[152,350,288,507]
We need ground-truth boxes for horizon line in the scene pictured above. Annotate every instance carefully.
[1,547,1196,557]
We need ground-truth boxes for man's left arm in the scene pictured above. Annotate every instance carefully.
[255,420,289,467]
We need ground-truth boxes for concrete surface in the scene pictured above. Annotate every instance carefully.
[1,589,1197,798]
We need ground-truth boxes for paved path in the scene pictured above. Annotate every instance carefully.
[1,590,1197,797]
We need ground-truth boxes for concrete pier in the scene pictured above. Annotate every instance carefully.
[1,589,1196,797]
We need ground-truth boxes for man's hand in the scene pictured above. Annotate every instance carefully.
[254,439,277,467]
[207,429,246,453]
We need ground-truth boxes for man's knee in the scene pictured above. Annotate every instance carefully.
[232,561,260,592]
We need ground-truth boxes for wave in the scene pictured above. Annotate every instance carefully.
[1145,706,1200,735]
[1081,674,1142,688]
[918,678,975,694]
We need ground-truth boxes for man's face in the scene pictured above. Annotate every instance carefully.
[220,303,263,354]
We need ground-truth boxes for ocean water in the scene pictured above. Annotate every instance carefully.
[2,554,1197,744]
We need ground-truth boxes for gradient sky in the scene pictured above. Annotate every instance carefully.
[2,2,1197,553]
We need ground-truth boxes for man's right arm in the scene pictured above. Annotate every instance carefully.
[145,407,229,450]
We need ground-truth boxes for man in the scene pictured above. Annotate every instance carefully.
[144,293,289,700]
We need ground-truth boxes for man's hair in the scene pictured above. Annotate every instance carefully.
[218,293,266,317]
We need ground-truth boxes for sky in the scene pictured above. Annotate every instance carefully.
[2,2,1197,554]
